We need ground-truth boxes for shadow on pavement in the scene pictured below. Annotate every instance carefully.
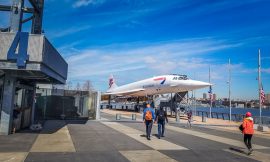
[15,119,88,134]
[229,147,247,155]
[102,120,143,124]
[41,119,88,134]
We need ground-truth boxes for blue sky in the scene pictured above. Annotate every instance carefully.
[1,0,270,100]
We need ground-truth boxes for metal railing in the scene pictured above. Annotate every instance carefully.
[196,110,270,125]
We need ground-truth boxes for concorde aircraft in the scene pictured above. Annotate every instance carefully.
[105,74,211,97]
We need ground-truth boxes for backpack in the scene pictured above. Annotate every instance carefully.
[145,110,153,121]
[158,110,165,120]
[239,124,243,132]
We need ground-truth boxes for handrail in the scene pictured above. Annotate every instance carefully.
[195,110,270,125]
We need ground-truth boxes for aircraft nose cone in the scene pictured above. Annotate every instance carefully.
[197,81,212,86]
[189,80,212,89]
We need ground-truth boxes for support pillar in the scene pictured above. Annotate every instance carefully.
[176,109,180,122]
[108,95,111,109]
[96,91,101,120]
[0,74,16,135]
[31,84,36,124]
[31,0,44,34]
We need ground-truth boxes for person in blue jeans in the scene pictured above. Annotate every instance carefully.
[155,107,168,139]
[143,104,155,140]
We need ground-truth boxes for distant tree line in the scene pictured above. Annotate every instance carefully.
[65,80,94,91]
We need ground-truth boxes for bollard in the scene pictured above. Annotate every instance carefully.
[132,114,136,120]
[176,109,180,122]
[202,116,207,122]
[116,114,121,120]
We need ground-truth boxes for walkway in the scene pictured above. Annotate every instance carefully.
[0,109,269,162]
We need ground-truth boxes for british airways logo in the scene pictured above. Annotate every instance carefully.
[154,77,166,84]
[109,78,114,88]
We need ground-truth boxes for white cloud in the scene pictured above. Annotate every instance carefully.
[62,37,270,99]
[262,68,270,74]
[50,25,92,39]
[65,38,243,86]
[72,0,105,8]
[144,56,157,64]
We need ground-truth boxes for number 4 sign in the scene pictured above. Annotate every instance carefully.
[7,32,29,68]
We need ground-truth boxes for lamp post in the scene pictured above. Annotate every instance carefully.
[228,59,232,121]
[209,66,212,118]
[258,49,262,126]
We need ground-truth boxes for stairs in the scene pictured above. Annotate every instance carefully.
[154,92,188,112]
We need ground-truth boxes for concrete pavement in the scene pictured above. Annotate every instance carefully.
[0,109,269,162]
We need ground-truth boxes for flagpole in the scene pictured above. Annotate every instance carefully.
[229,58,232,121]
[258,49,262,126]
[194,73,197,116]
[209,66,212,118]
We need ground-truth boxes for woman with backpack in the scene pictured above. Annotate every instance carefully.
[242,112,254,155]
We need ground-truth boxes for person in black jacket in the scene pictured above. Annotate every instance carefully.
[155,107,168,139]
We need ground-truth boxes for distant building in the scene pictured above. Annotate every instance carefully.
[203,93,207,99]
[237,103,245,108]
[266,94,270,103]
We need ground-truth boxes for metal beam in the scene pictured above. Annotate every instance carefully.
[28,0,40,13]
[22,15,34,23]
[10,0,24,32]
[23,7,34,13]
[31,0,44,34]
[0,5,11,11]
[0,27,10,32]
[0,5,33,13]
[1,0,44,34]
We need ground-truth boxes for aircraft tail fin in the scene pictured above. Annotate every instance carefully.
[108,74,118,90]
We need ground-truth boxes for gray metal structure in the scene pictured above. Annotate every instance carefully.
[0,0,68,135]
[0,0,44,34]
[0,32,68,83]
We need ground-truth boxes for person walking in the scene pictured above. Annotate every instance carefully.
[12,106,21,134]
[242,112,254,155]
[143,103,155,140]
[186,110,192,128]
[155,107,168,139]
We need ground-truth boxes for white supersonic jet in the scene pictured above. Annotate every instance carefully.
[105,74,211,96]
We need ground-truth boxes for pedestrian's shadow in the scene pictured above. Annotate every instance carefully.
[229,147,246,155]
[140,134,159,138]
